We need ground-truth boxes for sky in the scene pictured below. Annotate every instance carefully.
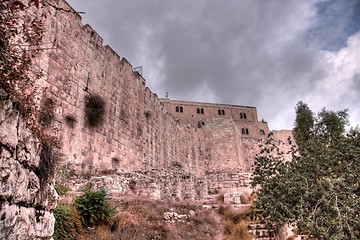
[66,0,360,130]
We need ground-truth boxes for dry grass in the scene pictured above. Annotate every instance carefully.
[77,225,113,240]
[240,194,253,204]
[77,197,242,240]
[110,198,219,240]
[218,205,253,240]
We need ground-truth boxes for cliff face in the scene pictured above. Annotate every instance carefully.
[0,97,57,240]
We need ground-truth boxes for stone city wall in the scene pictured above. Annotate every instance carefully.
[37,0,269,175]
[32,0,294,202]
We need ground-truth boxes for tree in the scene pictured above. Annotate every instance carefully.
[252,102,360,239]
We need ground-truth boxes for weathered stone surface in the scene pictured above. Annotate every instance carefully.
[0,99,56,239]
[0,202,55,240]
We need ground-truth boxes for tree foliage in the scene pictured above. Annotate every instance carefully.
[252,102,360,239]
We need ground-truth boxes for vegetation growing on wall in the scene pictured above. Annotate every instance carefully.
[37,141,61,193]
[64,114,77,128]
[0,0,44,122]
[39,98,55,126]
[252,102,360,239]
[84,94,106,128]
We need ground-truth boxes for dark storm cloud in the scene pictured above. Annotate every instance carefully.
[67,0,360,129]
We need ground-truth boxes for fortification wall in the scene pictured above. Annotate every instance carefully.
[38,0,240,176]
[30,0,294,202]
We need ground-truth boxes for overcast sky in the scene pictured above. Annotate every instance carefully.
[66,0,360,130]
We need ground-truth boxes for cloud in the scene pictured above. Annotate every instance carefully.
[303,32,360,127]
[67,0,360,129]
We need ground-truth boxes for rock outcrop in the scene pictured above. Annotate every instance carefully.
[0,97,57,240]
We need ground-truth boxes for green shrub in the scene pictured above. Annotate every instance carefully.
[75,186,114,227]
[53,204,83,240]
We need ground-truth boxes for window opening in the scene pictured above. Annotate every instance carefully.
[180,106,183,112]
[198,121,205,128]
[259,130,265,135]
[176,106,179,112]
[222,109,225,115]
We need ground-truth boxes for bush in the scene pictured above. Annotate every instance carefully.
[84,94,105,128]
[53,204,83,240]
[75,186,114,227]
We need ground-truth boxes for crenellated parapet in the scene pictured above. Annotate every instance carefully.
[25,0,293,201]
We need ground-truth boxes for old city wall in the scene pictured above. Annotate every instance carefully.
[31,0,294,202]
[39,0,248,176]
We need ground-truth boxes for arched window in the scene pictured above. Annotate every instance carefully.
[242,128,246,134]
[240,112,247,119]
[246,128,249,135]
[259,130,265,135]
[176,106,179,112]
[218,109,222,115]
[201,108,204,114]
[244,113,247,119]
[222,109,225,115]
[197,108,201,114]
[180,106,183,113]
[197,108,204,114]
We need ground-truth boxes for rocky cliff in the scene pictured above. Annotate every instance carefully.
[0,95,57,240]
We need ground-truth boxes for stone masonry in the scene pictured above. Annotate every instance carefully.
[0,97,57,239]
[28,0,294,202]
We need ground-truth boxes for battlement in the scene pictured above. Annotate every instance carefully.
[29,0,293,202]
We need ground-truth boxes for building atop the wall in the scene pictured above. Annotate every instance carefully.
[160,98,270,139]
